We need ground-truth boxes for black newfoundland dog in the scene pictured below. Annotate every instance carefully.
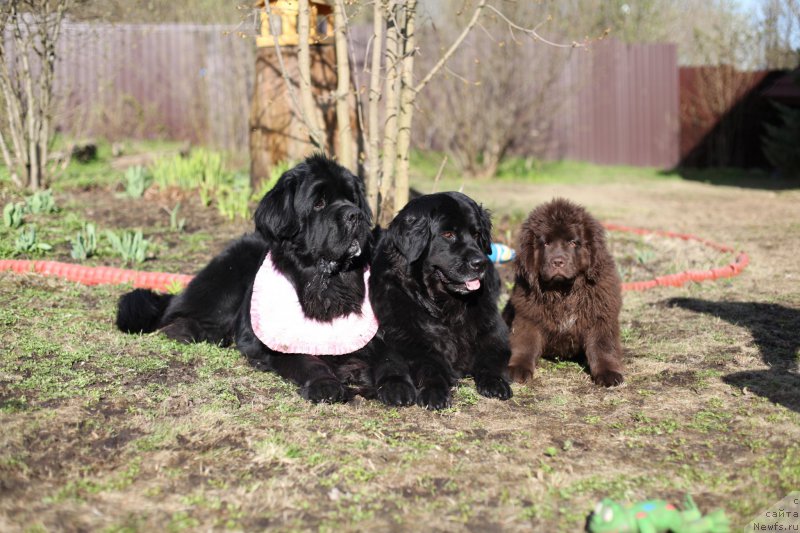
[368,192,513,410]
[503,198,624,387]
[116,154,378,403]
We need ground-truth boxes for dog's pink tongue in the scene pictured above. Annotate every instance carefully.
[465,278,481,291]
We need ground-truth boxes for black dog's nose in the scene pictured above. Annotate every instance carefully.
[469,255,487,271]
[342,207,364,225]
[552,258,565,268]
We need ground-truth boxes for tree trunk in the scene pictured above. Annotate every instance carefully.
[393,0,417,215]
[365,0,385,216]
[378,0,401,226]
[297,0,326,150]
[333,0,353,170]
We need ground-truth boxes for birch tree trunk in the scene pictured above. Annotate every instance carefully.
[333,0,353,170]
[393,0,417,215]
[296,0,326,150]
[365,0,385,215]
[378,0,401,225]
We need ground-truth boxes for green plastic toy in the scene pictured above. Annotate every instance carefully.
[587,494,729,533]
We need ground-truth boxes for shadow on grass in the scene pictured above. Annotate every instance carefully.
[659,167,799,191]
[667,298,800,413]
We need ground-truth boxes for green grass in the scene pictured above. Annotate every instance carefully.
[2,143,799,531]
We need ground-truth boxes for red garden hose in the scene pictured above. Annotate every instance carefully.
[0,224,748,293]
[602,223,750,291]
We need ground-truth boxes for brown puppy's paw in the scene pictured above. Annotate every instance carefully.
[508,364,534,384]
[592,370,624,387]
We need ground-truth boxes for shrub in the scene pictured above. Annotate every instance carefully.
[105,229,149,265]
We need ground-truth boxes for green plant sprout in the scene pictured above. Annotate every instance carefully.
[3,202,26,228]
[105,229,149,265]
[70,223,98,261]
[26,190,57,214]
[124,166,153,198]
[14,225,52,255]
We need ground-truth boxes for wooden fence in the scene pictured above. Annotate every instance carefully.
[53,23,255,150]
[15,24,680,167]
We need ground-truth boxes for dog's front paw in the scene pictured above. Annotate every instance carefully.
[508,363,534,384]
[592,369,624,387]
[303,377,346,403]
[475,374,513,400]
[377,378,416,407]
[417,386,451,410]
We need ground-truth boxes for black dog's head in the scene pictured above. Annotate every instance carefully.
[387,192,492,296]
[518,198,605,286]
[254,154,372,268]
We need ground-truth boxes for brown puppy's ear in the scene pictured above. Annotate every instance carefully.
[583,213,607,283]
[254,170,300,242]
[516,218,539,285]
[389,213,431,263]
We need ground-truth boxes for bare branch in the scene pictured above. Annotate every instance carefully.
[413,0,487,94]
[484,5,589,49]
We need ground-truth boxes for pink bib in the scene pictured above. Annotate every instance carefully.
[250,253,378,355]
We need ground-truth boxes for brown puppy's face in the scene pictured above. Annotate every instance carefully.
[517,199,600,287]
[536,224,591,283]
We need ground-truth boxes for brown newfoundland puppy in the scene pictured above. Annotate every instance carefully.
[502,198,624,387]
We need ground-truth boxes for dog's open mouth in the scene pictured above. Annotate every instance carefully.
[435,269,482,293]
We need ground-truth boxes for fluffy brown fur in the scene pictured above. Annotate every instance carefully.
[502,198,624,387]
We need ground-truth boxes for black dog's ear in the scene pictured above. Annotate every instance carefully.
[254,170,299,242]
[389,214,431,263]
[475,203,493,254]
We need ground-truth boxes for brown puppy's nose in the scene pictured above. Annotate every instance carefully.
[552,258,565,268]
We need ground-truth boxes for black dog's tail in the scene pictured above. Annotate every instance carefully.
[116,288,172,333]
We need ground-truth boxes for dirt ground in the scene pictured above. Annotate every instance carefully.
[1,174,799,531]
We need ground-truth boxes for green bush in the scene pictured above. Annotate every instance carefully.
[105,229,149,265]
[70,222,98,261]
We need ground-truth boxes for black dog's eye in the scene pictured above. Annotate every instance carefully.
[441,231,456,240]
[543,241,550,247]
[569,240,579,248]
[313,198,326,211]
